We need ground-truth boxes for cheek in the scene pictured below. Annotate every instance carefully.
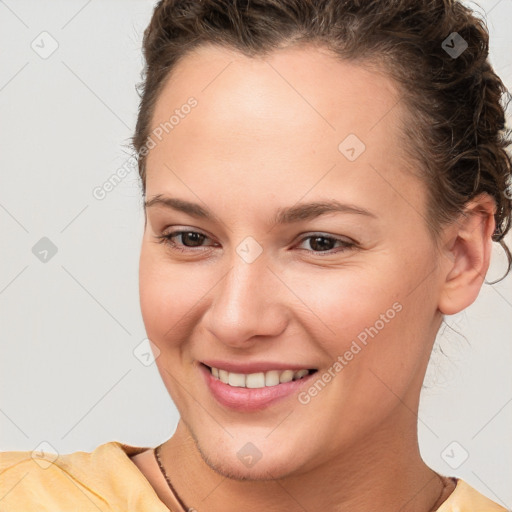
[285,266,405,351]
[138,241,216,348]
[139,243,186,343]
[295,259,431,393]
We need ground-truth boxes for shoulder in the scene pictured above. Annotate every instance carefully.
[0,441,166,511]
[437,479,510,512]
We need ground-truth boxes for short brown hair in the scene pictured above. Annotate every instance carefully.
[132,0,512,280]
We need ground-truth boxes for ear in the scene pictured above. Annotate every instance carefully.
[437,193,496,315]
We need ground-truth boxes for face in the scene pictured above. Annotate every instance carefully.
[139,44,446,480]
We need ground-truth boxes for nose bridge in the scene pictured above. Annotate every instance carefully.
[206,242,287,346]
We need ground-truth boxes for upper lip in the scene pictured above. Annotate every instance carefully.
[201,360,317,374]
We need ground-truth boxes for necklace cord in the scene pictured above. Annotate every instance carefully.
[429,474,457,512]
[154,445,455,512]
[154,444,190,512]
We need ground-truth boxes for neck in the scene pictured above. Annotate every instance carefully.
[158,414,447,512]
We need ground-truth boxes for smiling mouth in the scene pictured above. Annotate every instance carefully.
[202,364,318,389]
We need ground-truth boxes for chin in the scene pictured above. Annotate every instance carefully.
[191,430,304,481]
[200,447,299,481]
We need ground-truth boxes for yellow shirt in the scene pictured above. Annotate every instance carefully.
[0,441,508,511]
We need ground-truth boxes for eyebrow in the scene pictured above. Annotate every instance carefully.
[144,194,377,224]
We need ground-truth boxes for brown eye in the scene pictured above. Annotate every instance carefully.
[176,231,207,247]
[308,236,337,252]
[155,230,215,253]
[297,234,356,255]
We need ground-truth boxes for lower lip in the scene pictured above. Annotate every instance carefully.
[199,363,317,412]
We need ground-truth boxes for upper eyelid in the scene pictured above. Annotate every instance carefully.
[163,228,215,242]
[161,229,219,249]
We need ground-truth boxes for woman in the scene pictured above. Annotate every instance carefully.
[1,0,511,510]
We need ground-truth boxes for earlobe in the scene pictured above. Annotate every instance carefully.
[438,194,496,316]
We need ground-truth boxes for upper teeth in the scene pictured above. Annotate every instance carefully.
[210,367,311,388]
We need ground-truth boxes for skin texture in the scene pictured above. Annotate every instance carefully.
[136,44,496,512]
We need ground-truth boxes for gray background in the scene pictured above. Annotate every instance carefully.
[0,0,511,507]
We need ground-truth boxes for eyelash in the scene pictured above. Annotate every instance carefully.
[154,230,356,256]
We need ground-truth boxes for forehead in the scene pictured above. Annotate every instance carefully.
[150,43,404,141]
[145,43,423,217]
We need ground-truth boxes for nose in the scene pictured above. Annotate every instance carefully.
[203,249,289,350]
